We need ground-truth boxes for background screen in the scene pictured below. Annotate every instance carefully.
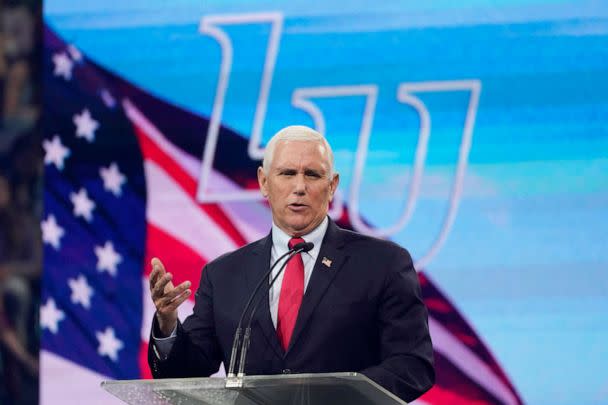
[42,1,608,404]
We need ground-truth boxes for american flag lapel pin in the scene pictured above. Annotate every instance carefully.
[322,257,332,268]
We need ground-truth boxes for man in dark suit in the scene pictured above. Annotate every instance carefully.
[148,125,434,402]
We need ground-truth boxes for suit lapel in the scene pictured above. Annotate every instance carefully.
[286,220,348,354]
[246,233,284,358]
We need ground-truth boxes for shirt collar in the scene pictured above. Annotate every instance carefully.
[271,216,329,256]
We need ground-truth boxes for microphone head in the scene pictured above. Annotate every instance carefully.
[293,241,314,252]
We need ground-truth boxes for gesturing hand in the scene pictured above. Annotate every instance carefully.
[149,257,192,337]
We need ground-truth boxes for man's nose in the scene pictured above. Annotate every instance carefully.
[293,174,306,195]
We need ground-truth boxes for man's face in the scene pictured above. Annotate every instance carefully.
[258,140,339,237]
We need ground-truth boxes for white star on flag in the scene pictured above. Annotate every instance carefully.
[70,188,95,222]
[43,135,70,170]
[41,214,65,250]
[67,44,82,62]
[73,108,99,142]
[100,163,126,196]
[96,327,124,362]
[52,52,73,80]
[95,241,122,276]
[40,298,65,334]
[68,274,94,309]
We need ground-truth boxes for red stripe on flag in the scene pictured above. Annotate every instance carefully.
[143,223,208,291]
[454,331,478,347]
[422,385,491,405]
[421,352,506,405]
[139,341,153,379]
[133,124,247,248]
[139,223,211,379]
[424,297,452,313]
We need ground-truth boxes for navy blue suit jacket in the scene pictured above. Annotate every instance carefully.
[149,219,434,402]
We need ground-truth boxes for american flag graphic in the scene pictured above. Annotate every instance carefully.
[41,26,523,404]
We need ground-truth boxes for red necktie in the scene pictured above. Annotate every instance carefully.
[277,237,305,350]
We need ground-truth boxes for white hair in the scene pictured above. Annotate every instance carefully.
[262,125,335,177]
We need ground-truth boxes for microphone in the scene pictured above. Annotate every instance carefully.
[237,242,313,377]
[226,241,314,380]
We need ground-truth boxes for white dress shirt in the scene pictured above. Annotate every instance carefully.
[269,216,328,328]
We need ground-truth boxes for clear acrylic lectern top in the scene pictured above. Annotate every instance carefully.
[101,372,407,405]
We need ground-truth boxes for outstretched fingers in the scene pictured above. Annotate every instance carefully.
[162,283,192,313]
[149,258,192,316]
[152,272,173,299]
[157,280,192,307]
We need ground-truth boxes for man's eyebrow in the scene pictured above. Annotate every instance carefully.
[275,166,295,171]
[304,168,323,175]
[274,166,326,173]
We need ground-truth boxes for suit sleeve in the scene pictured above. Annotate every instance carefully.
[361,247,435,402]
[148,264,223,378]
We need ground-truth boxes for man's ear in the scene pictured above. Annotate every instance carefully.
[257,166,268,197]
[329,173,340,201]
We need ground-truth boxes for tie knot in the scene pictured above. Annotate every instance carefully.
[289,237,305,249]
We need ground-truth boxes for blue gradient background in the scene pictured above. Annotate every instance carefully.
[45,1,608,403]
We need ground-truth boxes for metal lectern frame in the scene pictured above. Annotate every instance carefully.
[101,372,408,405]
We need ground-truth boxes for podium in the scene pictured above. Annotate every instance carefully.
[101,372,407,404]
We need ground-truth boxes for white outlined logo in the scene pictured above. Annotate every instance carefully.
[196,12,481,269]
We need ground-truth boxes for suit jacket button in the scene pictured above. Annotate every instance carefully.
[282,369,291,374]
